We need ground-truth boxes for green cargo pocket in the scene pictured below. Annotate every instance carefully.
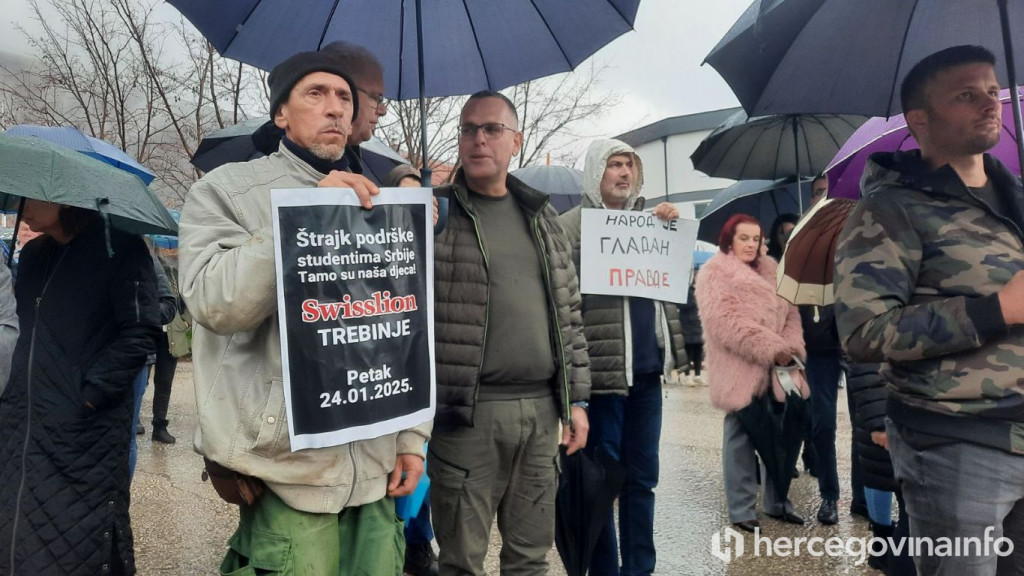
[393,513,407,576]
[220,529,292,575]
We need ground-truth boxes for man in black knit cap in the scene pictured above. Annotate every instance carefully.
[179,49,433,575]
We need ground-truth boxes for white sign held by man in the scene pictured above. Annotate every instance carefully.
[271,187,435,451]
[579,208,698,304]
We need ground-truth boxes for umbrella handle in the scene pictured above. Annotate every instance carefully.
[7,198,24,269]
[95,198,114,257]
[434,197,449,235]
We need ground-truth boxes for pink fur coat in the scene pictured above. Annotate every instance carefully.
[695,252,807,412]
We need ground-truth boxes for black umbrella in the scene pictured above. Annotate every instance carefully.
[697,178,807,243]
[704,0,1024,174]
[734,384,808,503]
[691,111,866,213]
[190,117,272,172]
[555,446,626,576]
[190,118,409,185]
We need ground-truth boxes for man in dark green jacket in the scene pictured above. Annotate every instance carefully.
[835,45,1024,574]
[430,91,591,576]
[559,138,685,576]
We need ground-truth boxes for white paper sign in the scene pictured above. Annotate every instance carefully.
[271,187,435,451]
[579,208,698,304]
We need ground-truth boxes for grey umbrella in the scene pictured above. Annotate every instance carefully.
[690,111,866,212]
[0,134,178,237]
[703,0,1024,173]
[510,165,584,213]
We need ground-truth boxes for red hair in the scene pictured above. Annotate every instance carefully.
[718,213,763,266]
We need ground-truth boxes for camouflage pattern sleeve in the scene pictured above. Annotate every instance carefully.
[834,193,983,363]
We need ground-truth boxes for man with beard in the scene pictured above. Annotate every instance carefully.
[559,139,687,576]
[179,50,432,574]
[835,45,1024,573]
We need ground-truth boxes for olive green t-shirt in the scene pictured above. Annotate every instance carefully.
[470,190,556,396]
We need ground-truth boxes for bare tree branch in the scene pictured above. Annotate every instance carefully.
[0,0,268,206]
[377,64,619,178]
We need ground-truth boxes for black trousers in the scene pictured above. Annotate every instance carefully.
[151,332,177,425]
[683,343,703,376]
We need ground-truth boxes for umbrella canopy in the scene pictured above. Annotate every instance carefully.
[554,447,626,576]
[826,89,1022,199]
[697,178,808,243]
[734,387,807,504]
[705,0,1024,117]
[166,0,641,186]
[190,116,408,181]
[166,0,640,100]
[149,209,182,250]
[6,124,156,185]
[510,165,584,213]
[0,134,177,236]
[703,0,1024,172]
[776,197,857,306]
[693,249,714,268]
[691,111,867,182]
[190,116,269,171]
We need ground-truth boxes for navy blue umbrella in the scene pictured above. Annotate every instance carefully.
[166,0,641,185]
[697,178,810,244]
[703,0,1024,173]
[5,124,156,184]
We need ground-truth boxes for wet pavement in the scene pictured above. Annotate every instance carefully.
[131,364,879,574]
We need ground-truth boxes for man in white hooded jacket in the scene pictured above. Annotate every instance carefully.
[559,139,686,576]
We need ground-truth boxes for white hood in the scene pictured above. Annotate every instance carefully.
[582,139,645,210]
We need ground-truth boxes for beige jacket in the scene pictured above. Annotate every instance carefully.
[179,144,431,513]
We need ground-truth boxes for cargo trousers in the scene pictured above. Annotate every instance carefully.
[428,395,561,576]
[219,490,405,575]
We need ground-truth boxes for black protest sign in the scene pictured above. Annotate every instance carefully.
[272,188,434,450]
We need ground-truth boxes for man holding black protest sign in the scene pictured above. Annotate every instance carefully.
[430,91,591,575]
[560,139,687,576]
[179,49,432,575]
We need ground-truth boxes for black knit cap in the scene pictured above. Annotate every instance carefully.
[267,49,360,123]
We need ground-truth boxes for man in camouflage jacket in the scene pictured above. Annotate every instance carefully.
[835,45,1024,574]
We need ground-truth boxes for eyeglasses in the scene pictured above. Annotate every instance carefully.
[458,122,517,140]
[357,88,387,110]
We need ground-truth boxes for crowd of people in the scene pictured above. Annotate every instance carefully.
[1,38,1023,576]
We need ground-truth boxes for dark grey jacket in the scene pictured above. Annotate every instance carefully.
[433,170,590,428]
[678,283,703,345]
[560,196,686,394]
[847,361,898,492]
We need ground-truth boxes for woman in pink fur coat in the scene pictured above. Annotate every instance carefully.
[695,213,808,532]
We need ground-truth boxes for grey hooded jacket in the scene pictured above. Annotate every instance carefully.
[559,139,686,395]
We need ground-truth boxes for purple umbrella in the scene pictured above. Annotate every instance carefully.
[825,89,1020,200]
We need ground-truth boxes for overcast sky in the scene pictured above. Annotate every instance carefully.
[584,0,751,136]
[0,0,751,144]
